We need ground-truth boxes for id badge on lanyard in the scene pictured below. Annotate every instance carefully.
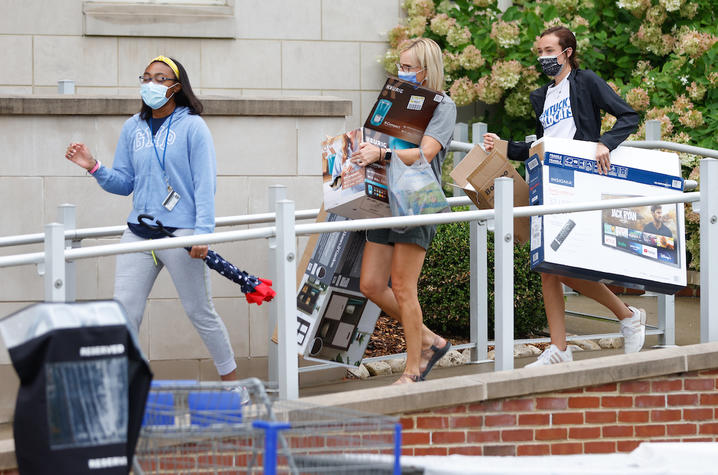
[151,110,181,211]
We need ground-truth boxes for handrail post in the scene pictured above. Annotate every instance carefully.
[494,177,514,370]
[646,119,675,346]
[267,185,287,385]
[472,122,487,146]
[44,223,66,303]
[275,199,298,399]
[451,123,468,196]
[469,124,488,362]
[657,296,676,346]
[470,219,488,361]
[700,158,718,342]
[58,204,77,302]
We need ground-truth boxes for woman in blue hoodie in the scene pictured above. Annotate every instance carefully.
[65,56,240,384]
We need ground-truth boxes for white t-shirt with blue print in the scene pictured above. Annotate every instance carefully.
[539,76,576,139]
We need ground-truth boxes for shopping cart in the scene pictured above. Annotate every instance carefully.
[132,378,401,474]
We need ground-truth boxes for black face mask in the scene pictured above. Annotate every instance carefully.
[537,48,568,77]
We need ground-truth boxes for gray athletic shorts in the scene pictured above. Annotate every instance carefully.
[366,224,436,251]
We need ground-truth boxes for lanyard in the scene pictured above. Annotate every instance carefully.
[150,109,175,189]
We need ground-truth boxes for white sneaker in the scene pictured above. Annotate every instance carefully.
[526,344,573,367]
[621,306,646,353]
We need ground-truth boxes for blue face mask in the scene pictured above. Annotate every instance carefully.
[140,82,177,110]
[398,70,421,85]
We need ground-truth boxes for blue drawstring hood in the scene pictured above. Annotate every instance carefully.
[92,106,217,235]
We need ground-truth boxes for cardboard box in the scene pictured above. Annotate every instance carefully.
[449,140,531,244]
[364,77,444,145]
[322,127,425,220]
[293,212,381,367]
[527,137,686,294]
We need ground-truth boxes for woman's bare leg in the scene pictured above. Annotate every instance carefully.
[560,276,633,320]
[359,241,445,354]
[541,273,569,350]
[542,273,634,350]
[387,243,431,377]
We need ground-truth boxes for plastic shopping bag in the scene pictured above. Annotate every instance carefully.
[388,150,450,219]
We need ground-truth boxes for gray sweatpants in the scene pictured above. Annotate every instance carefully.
[114,228,236,376]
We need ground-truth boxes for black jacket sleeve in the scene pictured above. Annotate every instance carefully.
[506,88,547,161]
[585,70,639,151]
[507,140,531,161]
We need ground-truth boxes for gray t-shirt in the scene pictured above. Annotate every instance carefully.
[423,94,457,183]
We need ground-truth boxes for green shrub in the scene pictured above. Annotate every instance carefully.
[418,215,547,338]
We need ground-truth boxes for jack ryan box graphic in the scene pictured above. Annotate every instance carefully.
[322,77,444,220]
[601,196,680,268]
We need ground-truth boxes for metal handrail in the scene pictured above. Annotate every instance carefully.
[0,199,473,249]
[450,138,718,160]
[0,210,319,248]
[0,193,696,268]
[627,140,718,159]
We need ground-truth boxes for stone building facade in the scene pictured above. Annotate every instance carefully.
[0,0,403,420]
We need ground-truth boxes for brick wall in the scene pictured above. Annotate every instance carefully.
[398,369,718,456]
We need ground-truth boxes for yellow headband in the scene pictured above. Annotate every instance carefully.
[150,55,180,80]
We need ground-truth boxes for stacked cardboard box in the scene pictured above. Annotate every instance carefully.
[289,78,445,366]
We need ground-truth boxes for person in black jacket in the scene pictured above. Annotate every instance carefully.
[484,26,646,367]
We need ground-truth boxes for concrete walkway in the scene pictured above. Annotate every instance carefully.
[564,293,699,346]
[299,295,701,397]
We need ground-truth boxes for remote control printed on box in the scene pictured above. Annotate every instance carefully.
[550,219,576,251]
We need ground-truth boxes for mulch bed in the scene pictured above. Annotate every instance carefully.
[350,315,552,379]
[361,315,551,360]
[362,315,471,359]
[363,315,407,358]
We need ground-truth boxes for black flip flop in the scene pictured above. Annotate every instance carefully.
[420,341,451,379]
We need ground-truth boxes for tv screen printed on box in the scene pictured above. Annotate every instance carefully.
[313,290,367,352]
[601,194,681,268]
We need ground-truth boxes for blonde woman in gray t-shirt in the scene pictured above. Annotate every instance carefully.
[350,38,457,385]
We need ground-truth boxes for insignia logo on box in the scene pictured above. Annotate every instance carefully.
[548,166,574,187]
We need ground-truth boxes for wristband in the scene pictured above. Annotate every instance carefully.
[88,160,101,175]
